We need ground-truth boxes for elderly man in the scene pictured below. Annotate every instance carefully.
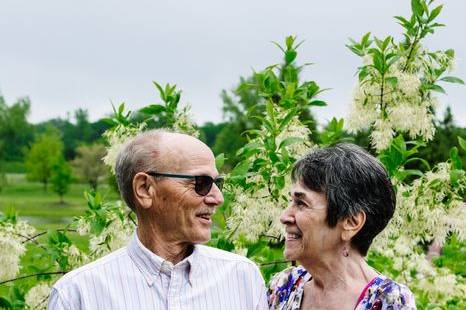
[48,129,268,310]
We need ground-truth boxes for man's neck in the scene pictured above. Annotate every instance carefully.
[137,225,193,265]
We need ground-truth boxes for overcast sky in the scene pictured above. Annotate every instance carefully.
[1,0,465,127]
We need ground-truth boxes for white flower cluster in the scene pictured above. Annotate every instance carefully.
[227,105,314,246]
[371,162,466,305]
[172,104,199,138]
[25,282,51,310]
[89,211,135,258]
[227,188,284,242]
[62,244,89,269]
[76,217,91,236]
[346,49,451,151]
[276,116,312,158]
[0,221,35,281]
[102,123,146,173]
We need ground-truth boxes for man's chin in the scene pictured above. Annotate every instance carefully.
[190,229,211,244]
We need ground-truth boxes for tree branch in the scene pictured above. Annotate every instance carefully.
[0,271,68,285]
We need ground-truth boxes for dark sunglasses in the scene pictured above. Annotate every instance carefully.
[146,171,225,196]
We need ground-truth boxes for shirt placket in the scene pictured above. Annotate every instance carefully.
[167,265,182,310]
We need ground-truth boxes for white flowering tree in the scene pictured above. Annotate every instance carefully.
[0,1,465,308]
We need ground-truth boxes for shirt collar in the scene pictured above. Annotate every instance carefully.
[127,233,198,287]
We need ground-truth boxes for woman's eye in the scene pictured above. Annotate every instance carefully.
[290,199,306,208]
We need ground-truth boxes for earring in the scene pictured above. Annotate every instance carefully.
[342,246,349,257]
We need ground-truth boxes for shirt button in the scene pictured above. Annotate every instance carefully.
[160,261,173,276]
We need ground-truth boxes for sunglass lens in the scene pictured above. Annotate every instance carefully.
[195,176,213,196]
[215,177,224,191]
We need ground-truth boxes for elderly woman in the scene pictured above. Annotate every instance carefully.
[268,144,416,310]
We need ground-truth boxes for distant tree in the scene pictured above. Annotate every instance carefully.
[71,143,107,190]
[198,122,227,148]
[0,96,34,162]
[25,128,63,191]
[35,108,107,160]
[50,157,73,203]
[74,109,93,143]
[0,163,6,193]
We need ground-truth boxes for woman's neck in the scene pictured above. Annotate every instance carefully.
[299,248,378,292]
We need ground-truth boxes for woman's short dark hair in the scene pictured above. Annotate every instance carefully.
[291,143,396,256]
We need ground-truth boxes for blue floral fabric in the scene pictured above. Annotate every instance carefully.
[267,266,416,310]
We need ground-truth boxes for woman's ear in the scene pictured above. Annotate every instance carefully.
[132,172,155,210]
[341,211,366,241]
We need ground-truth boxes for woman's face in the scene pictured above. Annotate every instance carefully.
[280,181,341,262]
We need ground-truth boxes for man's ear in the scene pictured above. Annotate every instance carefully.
[133,172,155,210]
[341,211,366,242]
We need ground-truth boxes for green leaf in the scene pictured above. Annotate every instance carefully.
[309,100,327,107]
[382,36,392,51]
[230,160,250,177]
[439,76,465,84]
[215,153,225,170]
[394,16,410,26]
[450,169,463,187]
[279,137,305,149]
[139,104,166,115]
[411,0,424,17]
[361,32,371,46]
[285,36,295,49]
[449,147,462,170]
[278,109,298,131]
[445,49,455,58]
[274,175,286,190]
[271,41,285,53]
[246,241,266,258]
[236,142,261,157]
[153,82,165,101]
[458,136,466,151]
[0,297,12,309]
[428,4,443,22]
[215,238,235,252]
[285,50,297,63]
[429,84,446,94]
[385,76,398,87]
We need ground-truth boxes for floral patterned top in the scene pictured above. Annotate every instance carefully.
[268,266,416,310]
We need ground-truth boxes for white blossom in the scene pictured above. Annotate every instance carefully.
[89,214,134,258]
[0,235,25,281]
[0,221,35,281]
[102,123,146,173]
[62,244,89,268]
[370,119,394,151]
[276,117,312,158]
[172,104,199,137]
[76,217,91,236]
[25,283,51,310]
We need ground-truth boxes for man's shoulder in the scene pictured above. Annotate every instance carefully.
[195,244,257,267]
[53,247,129,290]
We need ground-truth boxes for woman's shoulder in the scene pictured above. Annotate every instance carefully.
[357,275,416,310]
[267,265,311,309]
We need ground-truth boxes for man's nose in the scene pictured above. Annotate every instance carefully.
[204,183,224,206]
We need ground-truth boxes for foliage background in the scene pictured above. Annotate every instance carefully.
[1,0,466,309]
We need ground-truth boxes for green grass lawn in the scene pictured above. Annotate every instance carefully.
[0,174,118,221]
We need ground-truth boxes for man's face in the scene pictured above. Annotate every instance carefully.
[150,138,224,244]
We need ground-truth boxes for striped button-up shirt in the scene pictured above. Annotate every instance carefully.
[48,234,268,310]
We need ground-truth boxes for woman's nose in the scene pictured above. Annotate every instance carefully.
[280,206,295,225]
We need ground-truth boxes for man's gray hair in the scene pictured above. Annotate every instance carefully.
[115,129,170,211]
